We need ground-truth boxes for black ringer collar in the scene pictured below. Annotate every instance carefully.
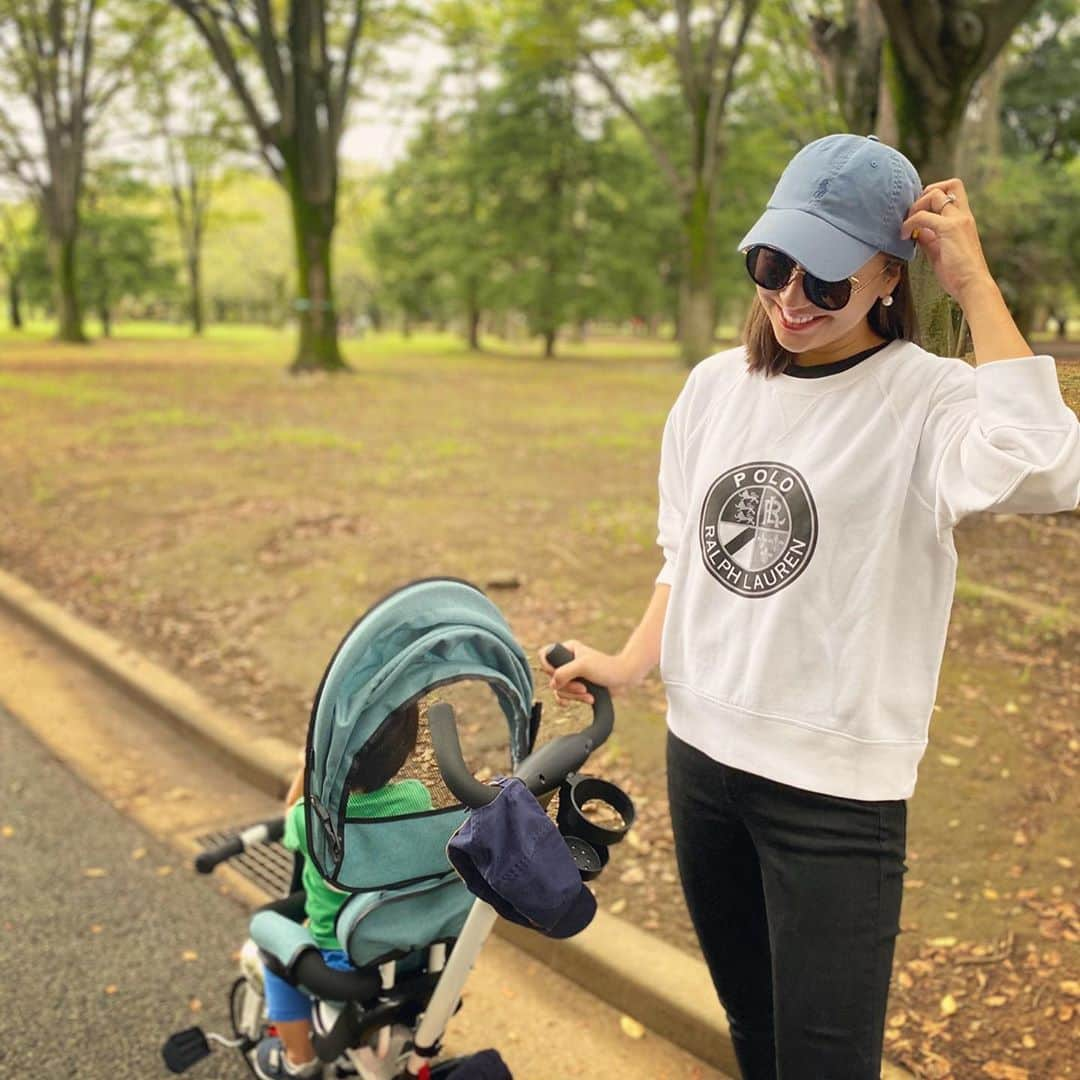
[782,341,890,379]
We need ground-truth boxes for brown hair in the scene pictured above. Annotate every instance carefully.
[741,259,920,378]
[347,701,420,793]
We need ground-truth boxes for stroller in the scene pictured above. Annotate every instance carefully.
[163,578,635,1080]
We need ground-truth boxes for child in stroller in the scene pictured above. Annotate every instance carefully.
[256,702,429,1079]
[164,578,635,1080]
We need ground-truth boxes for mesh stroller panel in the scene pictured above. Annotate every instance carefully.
[305,579,534,890]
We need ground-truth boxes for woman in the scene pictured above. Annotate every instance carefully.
[540,134,1079,1079]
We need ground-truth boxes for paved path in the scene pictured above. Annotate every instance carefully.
[0,609,728,1080]
[0,703,251,1079]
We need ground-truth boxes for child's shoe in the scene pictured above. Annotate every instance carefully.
[253,1036,322,1079]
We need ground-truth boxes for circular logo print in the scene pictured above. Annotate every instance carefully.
[699,462,817,597]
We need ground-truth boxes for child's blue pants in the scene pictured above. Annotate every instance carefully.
[262,948,354,1022]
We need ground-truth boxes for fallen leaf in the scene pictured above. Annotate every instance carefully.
[90,925,103,934]
[181,950,198,962]
[983,888,1000,900]
[155,866,173,877]
[981,1062,1029,1080]
[1,825,14,838]
[1055,856,1074,869]
[619,1015,645,1040]
[938,753,961,767]
[83,868,108,878]
[928,936,958,948]
[609,898,627,915]
[131,848,147,861]
[1059,979,1080,997]
[189,997,202,1012]
[1021,1034,1036,1049]
[984,995,1008,1007]
[940,993,959,1017]
[104,985,118,995]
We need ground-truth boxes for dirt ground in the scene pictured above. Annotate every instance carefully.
[0,331,1076,1078]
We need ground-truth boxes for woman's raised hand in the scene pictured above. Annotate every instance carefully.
[900,178,995,304]
[538,640,631,707]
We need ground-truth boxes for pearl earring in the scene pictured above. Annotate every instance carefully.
[881,294,894,308]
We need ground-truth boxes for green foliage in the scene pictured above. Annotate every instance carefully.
[1001,1,1080,164]
[968,154,1080,332]
[19,168,177,327]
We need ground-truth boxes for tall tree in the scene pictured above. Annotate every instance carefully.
[874,0,1042,357]
[876,0,1040,180]
[137,27,240,335]
[803,0,889,136]
[564,0,760,365]
[170,0,394,372]
[0,1,163,342]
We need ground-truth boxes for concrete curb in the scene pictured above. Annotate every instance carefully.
[0,567,911,1078]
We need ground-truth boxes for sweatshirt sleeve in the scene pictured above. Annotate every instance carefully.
[656,376,694,586]
[915,354,1080,536]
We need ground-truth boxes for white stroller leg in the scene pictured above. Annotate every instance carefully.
[377,962,397,1059]
[403,899,499,1076]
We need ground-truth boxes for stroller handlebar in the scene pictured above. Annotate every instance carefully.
[194,817,286,874]
[428,642,615,808]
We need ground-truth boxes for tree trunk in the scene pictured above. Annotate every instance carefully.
[287,183,346,373]
[8,275,22,329]
[679,187,716,366]
[810,0,885,133]
[99,303,112,338]
[467,304,481,350]
[48,229,87,343]
[882,40,967,357]
[878,1,1040,357]
[543,327,557,358]
[187,250,204,336]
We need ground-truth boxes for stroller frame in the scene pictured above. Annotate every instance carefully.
[164,578,623,1080]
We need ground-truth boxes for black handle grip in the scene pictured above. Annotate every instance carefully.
[193,817,286,874]
[544,642,614,748]
[195,836,243,874]
[429,703,499,808]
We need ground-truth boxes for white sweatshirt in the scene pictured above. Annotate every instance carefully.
[657,341,1080,800]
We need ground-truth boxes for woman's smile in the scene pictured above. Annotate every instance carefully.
[772,304,829,334]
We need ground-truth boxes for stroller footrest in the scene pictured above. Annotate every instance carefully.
[162,1027,211,1074]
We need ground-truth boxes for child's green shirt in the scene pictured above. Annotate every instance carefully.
[283,779,433,951]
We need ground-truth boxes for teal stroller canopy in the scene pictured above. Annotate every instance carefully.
[304,578,535,890]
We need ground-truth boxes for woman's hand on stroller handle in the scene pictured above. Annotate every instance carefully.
[429,642,615,808]
[540,639,635,708]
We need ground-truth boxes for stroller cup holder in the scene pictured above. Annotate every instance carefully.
[557,774,635,882]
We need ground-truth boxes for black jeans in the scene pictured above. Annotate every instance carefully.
[666,731,906,1080]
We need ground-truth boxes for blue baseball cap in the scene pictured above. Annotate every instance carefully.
[447,777,597,939]
[736,134,923,280]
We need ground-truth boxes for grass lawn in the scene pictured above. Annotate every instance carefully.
[1,324,1077,1077]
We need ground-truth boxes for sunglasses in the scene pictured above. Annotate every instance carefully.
[743,245,890,312]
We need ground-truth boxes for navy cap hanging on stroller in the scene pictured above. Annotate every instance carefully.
[164,577,634,1080]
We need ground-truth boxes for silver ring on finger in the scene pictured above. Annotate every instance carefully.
[937,192,957,213]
